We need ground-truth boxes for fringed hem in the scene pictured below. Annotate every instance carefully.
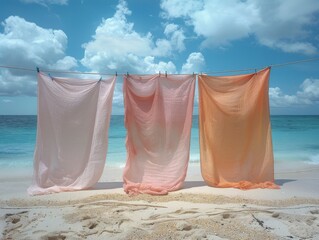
[206,180,280,190]
[124,182,183,195]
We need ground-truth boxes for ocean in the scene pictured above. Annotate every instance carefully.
[0,115,319,169]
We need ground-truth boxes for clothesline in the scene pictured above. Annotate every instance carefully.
[204,57,319,74]
[0,57,318,76]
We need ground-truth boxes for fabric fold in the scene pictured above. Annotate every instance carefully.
[198,68,279,189]
[123,74,195,195]
[28,73,116,195]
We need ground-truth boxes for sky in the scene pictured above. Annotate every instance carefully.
[0,0,319,115]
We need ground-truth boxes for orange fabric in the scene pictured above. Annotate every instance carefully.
[198,68,279,189]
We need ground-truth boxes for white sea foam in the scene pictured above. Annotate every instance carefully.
[0,158,33,168]
[308,153,319,165]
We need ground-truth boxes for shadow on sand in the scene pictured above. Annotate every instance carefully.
[93,182,123,190]
[91,179,295,191]
[275,179,296,186]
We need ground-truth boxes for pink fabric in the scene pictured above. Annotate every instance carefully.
[123,74,195,195]
[28,73,116,195]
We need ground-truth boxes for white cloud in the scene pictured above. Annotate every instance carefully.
[297,78,319,102]
[160,0,203,18]
[181,52,205,74]
[81,0,181,74]
[252,0,319,55]
[0,16,77,96]
[0,69,37,96]
[269,78,319,107]
[261,41,317,55]
[152,39,172,57]
[164,23,185,52]
[2,99,12,103]
[269,87,300,107]
[20,0,68,5]
[192,1,259,47]
[160,0,319,54]
[48,56,78,70]
[142,56,176,74]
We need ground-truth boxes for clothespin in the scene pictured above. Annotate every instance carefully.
[36,67,40,73]
[159,71,161,76]
[127,72,129,76]
[165,71,167,78]
[115,71,118,76]
[99,77,102,81]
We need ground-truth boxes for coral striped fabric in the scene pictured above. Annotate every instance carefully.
[28,73,116,195]
[123,74,195,195]
[198,68,279,189]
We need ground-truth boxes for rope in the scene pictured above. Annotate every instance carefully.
[204,67,258,75]
[0,57,319,76]
[0,65,113,76]
[204,57,319,75]
[270,57,319,68]
[0,65,37,73]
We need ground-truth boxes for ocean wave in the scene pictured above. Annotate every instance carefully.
[0,159,33,168]
[308,154,319,165]
[105,161,126,168]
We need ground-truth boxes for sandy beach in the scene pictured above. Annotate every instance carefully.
[1,162,319,240]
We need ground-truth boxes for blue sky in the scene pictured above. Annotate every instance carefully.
[0,0,319,115]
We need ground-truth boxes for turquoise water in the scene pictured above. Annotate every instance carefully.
[0,115,318,168]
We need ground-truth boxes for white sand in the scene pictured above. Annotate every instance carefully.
[1,162,319,239]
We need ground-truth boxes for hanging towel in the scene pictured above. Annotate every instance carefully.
[123,74,195,195]
[28,73,116,195]
[198,68,278,189]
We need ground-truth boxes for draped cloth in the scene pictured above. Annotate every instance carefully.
[198,68,278,189]
[123,74,195,195]
[28,73,116,195]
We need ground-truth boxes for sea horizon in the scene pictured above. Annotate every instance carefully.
[1,115,319,169]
